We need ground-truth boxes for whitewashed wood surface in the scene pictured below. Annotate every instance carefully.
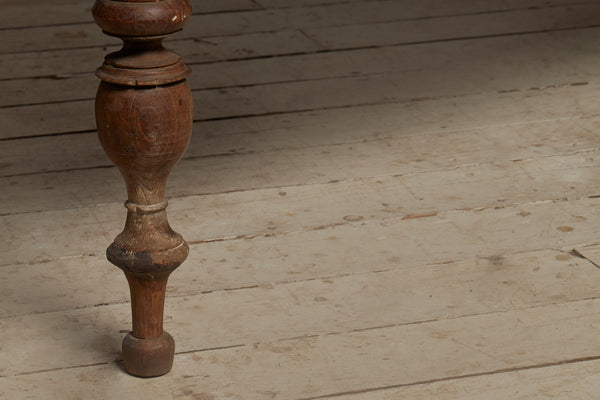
[3,0,600,398]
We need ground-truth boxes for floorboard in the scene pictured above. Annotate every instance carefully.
[318,359,600,400]
[1,248,598,376]
[3,103,599,215]
[5,26,600,109]
[3,298,600,398]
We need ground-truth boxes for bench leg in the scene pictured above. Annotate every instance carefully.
[92,0,193,377]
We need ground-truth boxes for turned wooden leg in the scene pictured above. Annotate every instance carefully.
[92,0,193,377]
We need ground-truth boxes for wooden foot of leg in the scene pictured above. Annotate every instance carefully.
[122,332,175,377]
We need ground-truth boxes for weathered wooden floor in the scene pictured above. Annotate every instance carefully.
[3,0,600,398]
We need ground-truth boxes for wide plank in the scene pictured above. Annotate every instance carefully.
[7,6,600,83]
[0,0,424,53]
[1,107,599,215]
[305,4,600,50]
[2,2,597,55]
[2,72,599,178]
[319,360,600,399]
[2,179,600,315]
[4,39,600,141]
[4,27,600,108]
[1,248,598,375]
[2,298,600,398]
